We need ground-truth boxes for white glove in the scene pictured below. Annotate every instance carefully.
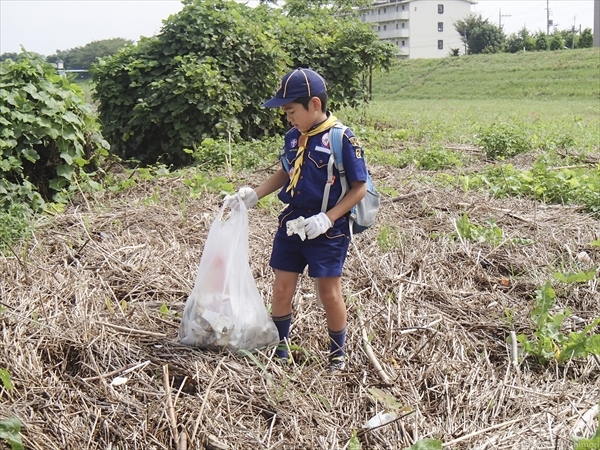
[225,187,258,211]
[302,212,332,240]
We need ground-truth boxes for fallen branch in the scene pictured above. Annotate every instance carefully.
[389,189,431,203]
[442,416,526,447]
[359,315,393,386]
[82,360,151,382]
[163,364,181,449]
[98,321,167,338]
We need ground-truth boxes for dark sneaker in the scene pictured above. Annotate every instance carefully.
[273,355,292,367]
[329,356,346,374]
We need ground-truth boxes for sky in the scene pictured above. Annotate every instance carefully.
[0,0,596,56]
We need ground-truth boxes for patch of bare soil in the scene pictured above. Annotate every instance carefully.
[1,164,599,450]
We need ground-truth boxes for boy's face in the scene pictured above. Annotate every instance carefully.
[281,97,326,133]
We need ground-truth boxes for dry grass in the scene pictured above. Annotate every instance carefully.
[1,163,599,450]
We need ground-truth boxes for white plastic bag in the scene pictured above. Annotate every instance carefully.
[179,199,279,352]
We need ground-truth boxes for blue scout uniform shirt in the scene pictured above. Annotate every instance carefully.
[278,116,368,214]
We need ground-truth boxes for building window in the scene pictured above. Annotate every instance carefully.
[383,7,386,13]
[438,4,444,14]
[378,26,381,31]
[438,40,444,49]
[402,4,405,10]
[396,6,398,12]
[378,9,380,14]
[402,40,406,46]
[396,23,399,29]
[414,6,417,11]
[383,25,387,30]
[402,22,405,28]
[438,22,443,32]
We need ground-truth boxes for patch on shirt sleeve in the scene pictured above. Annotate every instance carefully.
[349,136,363,159]
[290,138,298,149]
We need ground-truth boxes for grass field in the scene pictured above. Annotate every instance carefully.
[339,48,600,155]
[370,48,600,101]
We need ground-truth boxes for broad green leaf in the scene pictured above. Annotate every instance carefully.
[403,438,443,450]
[21,148,40,163]
[0,417,24,450]
[0,369,13,390]
[56,164,74,180]
[348,430,362,450]
[554,268,597,284]
[368,387,405,412]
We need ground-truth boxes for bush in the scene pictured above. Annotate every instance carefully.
[92,0,288,167]
[477,122,531,160]
[92,0,395,168]
[0,52,108,211]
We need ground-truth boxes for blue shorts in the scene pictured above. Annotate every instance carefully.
[269,207,351,278]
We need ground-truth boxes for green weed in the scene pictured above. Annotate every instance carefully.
[454,213,503,246]
[0,203,32,254]
[403,439,443,450]
[477,121,531,160]
[459,163,600,216]
[0,417,24,450]
[0,369,13,390]
[377,224,403,252]
[515,280,600,364]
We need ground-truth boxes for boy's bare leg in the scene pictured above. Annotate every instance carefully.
[316,276,346,331]
[271,270,299,360]
[272,269,299,316]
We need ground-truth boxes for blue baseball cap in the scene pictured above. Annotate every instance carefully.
[262,68,328,108]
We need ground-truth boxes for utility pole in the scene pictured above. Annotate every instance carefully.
[572,15,577,49]
[499,8,511,29]
[546,0,550,34]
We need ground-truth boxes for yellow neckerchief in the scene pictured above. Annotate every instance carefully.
[286,115,339,196]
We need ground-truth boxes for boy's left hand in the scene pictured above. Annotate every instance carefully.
[302,213,332,240]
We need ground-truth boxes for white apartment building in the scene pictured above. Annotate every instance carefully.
[360,0,475,59]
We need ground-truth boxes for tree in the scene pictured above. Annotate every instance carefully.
[535,32,549,51]
[46,38,133,71]
[549,33,565,50]
[92,0,394,167]
[0,53,18,62]
[283,0,372,17]
[578,28,593,48]
[454,14,505,54]
[506,27,535,53]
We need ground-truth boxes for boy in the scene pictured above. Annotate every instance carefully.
[229,68,367,373]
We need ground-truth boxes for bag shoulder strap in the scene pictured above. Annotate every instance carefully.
[321,123,348,212]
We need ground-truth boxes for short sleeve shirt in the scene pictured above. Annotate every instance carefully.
[278,118,368,213]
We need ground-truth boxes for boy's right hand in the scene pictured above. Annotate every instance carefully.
[224,187,258,211]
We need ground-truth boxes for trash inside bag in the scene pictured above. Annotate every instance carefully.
[179,198,280,352]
